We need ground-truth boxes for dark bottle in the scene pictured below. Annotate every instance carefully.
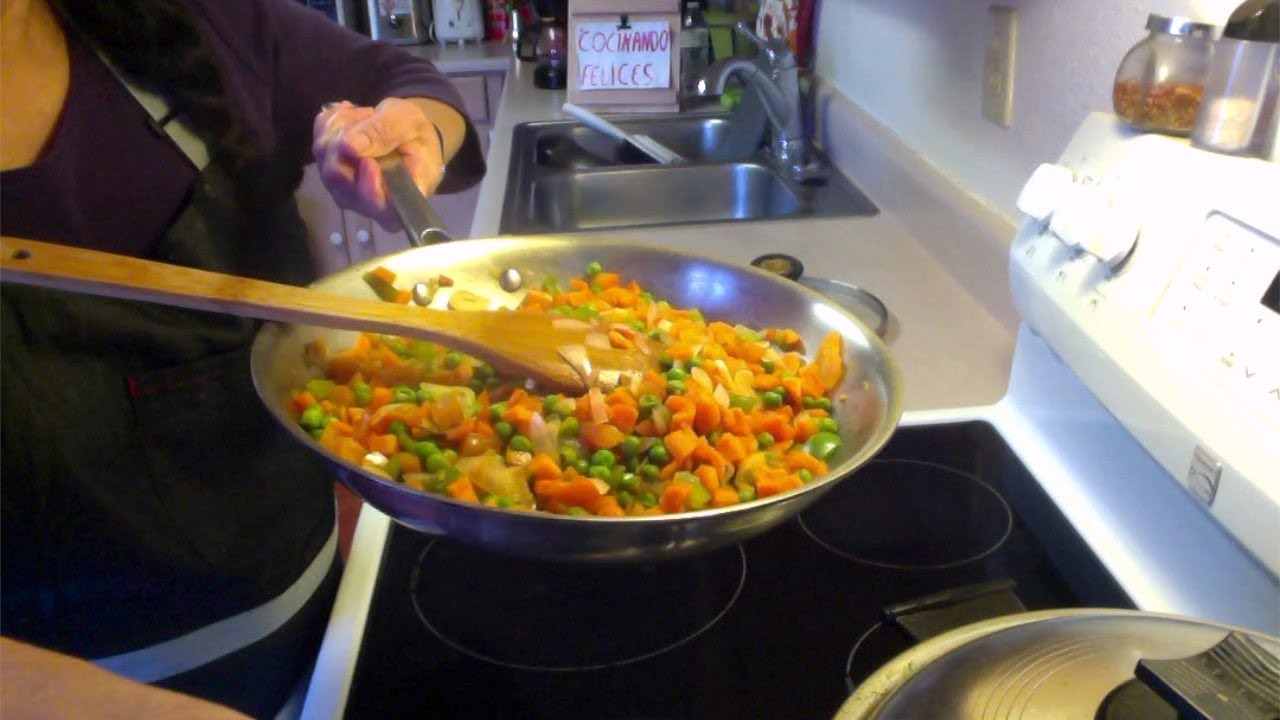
[1222,0,1279,41]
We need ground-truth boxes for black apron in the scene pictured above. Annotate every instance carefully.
[0,39,340,720]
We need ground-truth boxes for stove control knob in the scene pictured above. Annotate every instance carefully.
[1048,184,1104,249]
[1079,203,1140,267]
[1016,163,1076,222]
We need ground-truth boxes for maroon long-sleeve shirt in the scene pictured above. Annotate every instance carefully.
[0,0,485,257]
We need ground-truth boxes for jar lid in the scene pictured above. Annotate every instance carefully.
[1145,13,1218,37]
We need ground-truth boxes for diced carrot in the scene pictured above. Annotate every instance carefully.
[367,433,399,456]
[331,437,367,466]
[711,487,741,508]
[751,374,781,391]
[534,477,603,509]
[594,495,625,517]
[446,477,480,503]
[371,265,397,285]
[292,391,318,411]
[816,331,845,390]
[566,290,595,307]
[328,385,355,407]
[608,403,639,433]
[368,386,393,411]
[394,452,423,474]
[659,482,693,513]
[694,464,720,492]
[666,395,696,431]
[693,395,721,435]
[444,419,477,442]
[593,272,621,290]
[597,287,637,307]
[580,422,626,449]
[785,451,828,476]
[692,441,728,481]
[664,429,699,465]
[608,330,635,349]
[715,433,749,463]
[527,454,564,480]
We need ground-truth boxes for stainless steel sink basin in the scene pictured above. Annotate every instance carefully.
[499,115,878,234]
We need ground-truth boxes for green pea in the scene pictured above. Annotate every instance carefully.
[473,364,495,381]
[393,385,417,403]
[299,404,327,430]
[729,393,758,410]
[738,486,757,503]
[443,352,463,369]
[351,380,372,407]
[617,472,639,490]
[543,394,563,417]
[797,468,815,484]
[493,421,515,440]
[638,394,662,412]
[573,458,590,474]
[687,356,703,368]
[659,353,674,370]
[804,396,832,411]
[413,441,440,460]
[648,444,670,464]
[585,261,603,277]
[762,390,785,408]
[616,490,634,508]
[804,431,843,462]
[567,506,591,517]
[588,465,611,480]
[667,379,686,395]
[756,432,775,448]
[496,496,516,508]
[817,417,839,433]
[665,367,688,382]
[639,463,661,481]
[559,445,580,466]
[761,359,776,374]
[590,449,616,467]
[559,416,580,438]
[637,491,659,508]
[308,427,325,439]
[509,435,533,452]
[488,402,507,422]
[425,454,450,473]
[387,420,408,436]
[619,436,642,458]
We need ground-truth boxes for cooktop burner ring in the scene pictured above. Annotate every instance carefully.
[409,540,748,672]
[797,458,1014,570]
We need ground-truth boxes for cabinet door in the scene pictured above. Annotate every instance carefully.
[295,164,351,276]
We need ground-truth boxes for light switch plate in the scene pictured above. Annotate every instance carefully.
[983,5,1017,127]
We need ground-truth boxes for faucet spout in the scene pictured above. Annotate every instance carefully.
[693,22,809,176]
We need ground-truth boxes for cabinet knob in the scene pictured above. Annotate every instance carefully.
[329,232,343,246]
[356,229,371,244]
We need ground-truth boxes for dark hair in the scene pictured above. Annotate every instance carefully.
[52,0,256,169]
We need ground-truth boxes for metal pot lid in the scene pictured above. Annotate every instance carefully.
[835,609,1280,720]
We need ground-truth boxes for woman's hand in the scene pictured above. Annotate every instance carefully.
[312,98,446,232]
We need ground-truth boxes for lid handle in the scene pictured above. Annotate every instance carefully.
[1136,631,1280,720]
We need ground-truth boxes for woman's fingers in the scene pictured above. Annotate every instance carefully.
[311,98,446,230]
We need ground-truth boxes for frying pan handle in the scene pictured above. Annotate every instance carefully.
[378,155,453,248]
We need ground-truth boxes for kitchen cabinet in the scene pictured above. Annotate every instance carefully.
[297,68,505,276]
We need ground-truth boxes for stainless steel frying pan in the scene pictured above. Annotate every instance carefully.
[250,234,904,562]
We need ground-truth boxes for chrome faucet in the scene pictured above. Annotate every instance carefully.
[697,22,808,176]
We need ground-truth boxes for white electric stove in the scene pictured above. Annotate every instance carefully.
[299,113,1279,719]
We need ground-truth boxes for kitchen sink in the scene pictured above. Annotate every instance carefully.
[499,115,878,234]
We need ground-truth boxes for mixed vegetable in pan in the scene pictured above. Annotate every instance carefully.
[289,263,847,516]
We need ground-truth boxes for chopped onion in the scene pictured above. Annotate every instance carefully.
[690,366,713,391]
[588,388,608,425]
[733,369,755,395]
[557,345,592,385]
[586,477,611,496]
[528,411,556,457]
[651,405,671,435]
[712,383,731,408]
[552,317,593,331]
[584,332,611,349]
[646,302,658,328]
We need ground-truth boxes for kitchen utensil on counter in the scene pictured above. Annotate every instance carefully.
[562,102,685,163]
[365,0,429,44]
[705,79,770,161]
[1191,0,1280,158]
[1112,14,1219,135]
[429,0,485,42]
[532,18,569,88]
[836,608,1280,720]
[0,236,659,394]
[750,253,889,338]
[250,236,903,562]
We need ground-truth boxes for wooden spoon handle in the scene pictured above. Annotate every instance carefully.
[0,235,467,344]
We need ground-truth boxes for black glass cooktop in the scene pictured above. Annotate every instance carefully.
[342,422,1132,719]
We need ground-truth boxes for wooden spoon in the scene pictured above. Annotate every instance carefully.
[0,236,660,393]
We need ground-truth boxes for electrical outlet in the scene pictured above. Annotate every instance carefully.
[983,5,1017,127]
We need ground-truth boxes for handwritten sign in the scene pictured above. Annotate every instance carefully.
[576,20,672,90]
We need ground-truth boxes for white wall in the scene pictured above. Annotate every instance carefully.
[814,0,1237,222]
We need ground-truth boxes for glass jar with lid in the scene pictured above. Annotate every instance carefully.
[1113,14,1218,135]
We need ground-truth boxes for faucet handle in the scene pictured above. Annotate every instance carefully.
[732,21,793,67]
